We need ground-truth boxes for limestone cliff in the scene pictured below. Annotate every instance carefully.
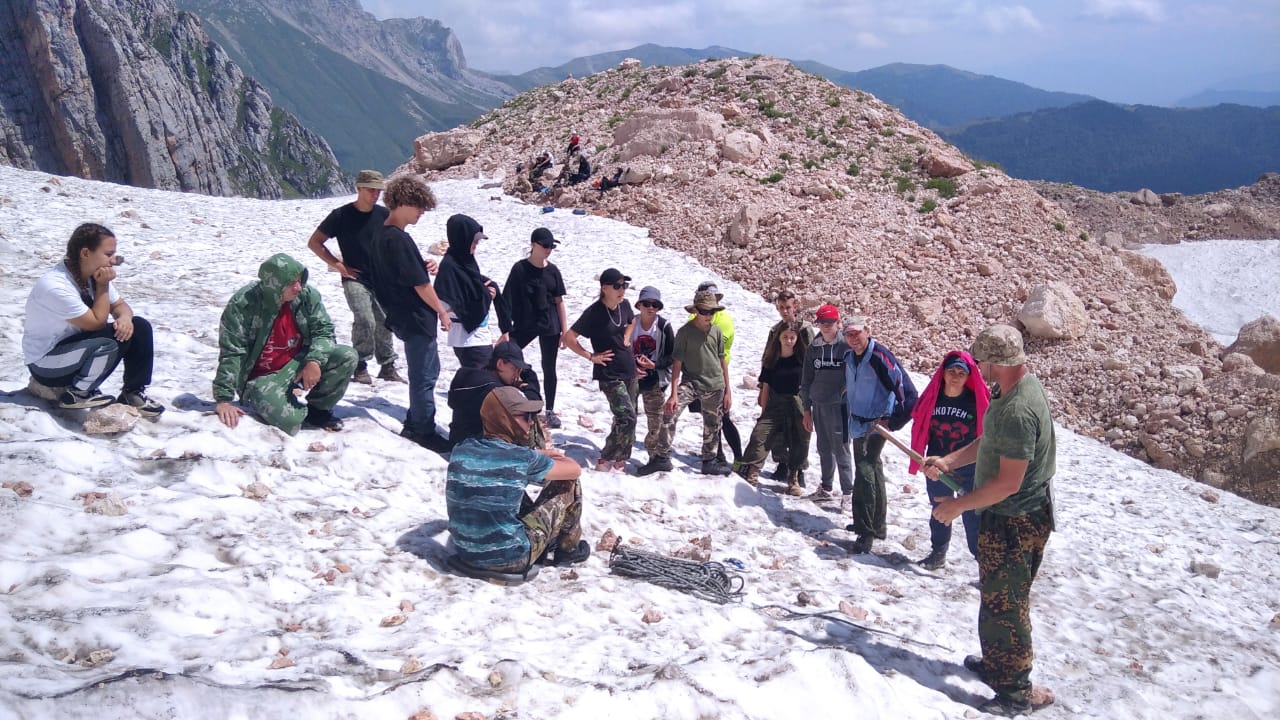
[0,0,347,199]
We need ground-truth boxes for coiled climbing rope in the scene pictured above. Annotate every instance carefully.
[608,543,745,604]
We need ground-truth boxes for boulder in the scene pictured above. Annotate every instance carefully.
[1130,189,1161,206]
[613,108,725,162]
[725,204,762,247]
[1204,202,1234,219]
[919,149,971,178]
[619,57,642,71]
[83,404,140,435]
[1100,231,1125,249]
[720,130,763,164]
[619,163,654,185]
[412,128,482,171]
[1018,282,1089,340]
[1119,251,1177,300]
[1224,315,1280,374]
[1240,415,1280,505]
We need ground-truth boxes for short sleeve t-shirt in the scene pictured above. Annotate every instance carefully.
[23,263,120,364]
[508,260,566,340]
[445,437,556,569]
[249,305,303,378]
[673,322,725,392]
[316,203,390,281]
[974,374,1056,516]
[759,353,802,395]
[927,387,979,456]
[367,225,438,339]
[570,299,637,382]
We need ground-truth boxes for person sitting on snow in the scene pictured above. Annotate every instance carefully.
[213,253,357,434]
[446,386,590,575]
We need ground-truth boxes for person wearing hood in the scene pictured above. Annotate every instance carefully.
[213,253,358,434]
[909,350,990,569]
[841,315,917,555]
[434,214,512,369]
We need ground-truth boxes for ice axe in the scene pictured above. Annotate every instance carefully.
[871,421,962,493]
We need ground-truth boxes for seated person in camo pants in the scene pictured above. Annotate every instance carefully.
[213,253,358,435]
[446,386,590,572]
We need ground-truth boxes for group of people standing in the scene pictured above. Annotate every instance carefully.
[20,168,1057,717]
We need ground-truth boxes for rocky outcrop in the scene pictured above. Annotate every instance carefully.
[0,0,346,199]
[1225,314,1280,374]
[407,57,1280,508]
[411,128,483,172]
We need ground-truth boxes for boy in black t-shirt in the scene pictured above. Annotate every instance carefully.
[365,175,452,454]
[307,170,403,385]
[564,268,637,472]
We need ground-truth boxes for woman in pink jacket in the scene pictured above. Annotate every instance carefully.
[909,350,990,569]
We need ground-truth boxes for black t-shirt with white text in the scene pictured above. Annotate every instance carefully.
[927,387,978,456]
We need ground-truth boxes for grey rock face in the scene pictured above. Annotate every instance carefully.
[0,0,346,199]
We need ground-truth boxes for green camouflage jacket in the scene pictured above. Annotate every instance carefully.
[213,253,337,402]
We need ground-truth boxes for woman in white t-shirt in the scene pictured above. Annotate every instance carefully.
[22,223,164,416]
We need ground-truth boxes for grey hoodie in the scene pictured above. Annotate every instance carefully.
[800,333,849,410]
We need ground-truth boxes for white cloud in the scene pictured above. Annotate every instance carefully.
[982,5,1044,33]
[1083,0,1166,22]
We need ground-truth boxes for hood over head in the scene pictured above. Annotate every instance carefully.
[445,214,486,263]
[257,253,308,307]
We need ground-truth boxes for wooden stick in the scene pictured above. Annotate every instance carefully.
[872,421,962,493]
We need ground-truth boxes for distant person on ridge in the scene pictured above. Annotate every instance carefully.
[306,169,405,385]
[23,222,164,416]
[213,253,357,434]
[556,135,592,186]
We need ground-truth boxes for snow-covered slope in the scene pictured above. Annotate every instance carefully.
[1,166,1277,720]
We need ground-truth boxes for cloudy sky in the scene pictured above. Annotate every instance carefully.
[363,0,1280,105]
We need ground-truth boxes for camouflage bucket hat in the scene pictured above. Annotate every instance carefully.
[355,170,385,189]
[971,324,1027,366]
[685,289,725,314]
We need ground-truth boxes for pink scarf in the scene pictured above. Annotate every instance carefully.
[907,350,990,474]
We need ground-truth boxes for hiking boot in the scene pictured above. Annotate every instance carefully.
[406,430,453,455]
[744,467,760,488]
[701,458,733,476]
[637,456,673,476]
[918,548,948,571]
[977,686,1056,716]
[58,388,115,410]
[352,361,373,385]
[119,390,165,418]
[612,460,628,474]
[594,458,614,473]
[377,363,405,383]
[810,487,835,501]
[771,462,789,480]
[544,410,562,429]
[786,471,804,496]
[303,406,344,432]
[551,540,592,566]
[795,470,806,488]
[839,493,853,513]
[851,535,874,554]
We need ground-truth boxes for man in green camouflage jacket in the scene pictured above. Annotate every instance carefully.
[213,253,357,435]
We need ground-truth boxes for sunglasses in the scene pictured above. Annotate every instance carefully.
[637,301,661,309]
[610,282,629,290]
[696,308,718,316]
[815,318,837,325]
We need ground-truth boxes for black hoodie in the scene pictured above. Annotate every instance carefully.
[434,214,511,334]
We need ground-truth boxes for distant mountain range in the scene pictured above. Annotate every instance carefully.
[499,44,753,92]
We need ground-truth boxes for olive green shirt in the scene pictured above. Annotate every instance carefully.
[673,322,725,392]
[974,373,1056,516]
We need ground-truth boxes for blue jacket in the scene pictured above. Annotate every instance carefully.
[844,338,914,439]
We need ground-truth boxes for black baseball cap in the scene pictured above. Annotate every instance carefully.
[531,227,559,248]
[600,268,631,285]
[491,341,530,371]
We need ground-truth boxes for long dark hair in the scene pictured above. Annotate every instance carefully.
[64,222,114,286]
[763,321,808,369]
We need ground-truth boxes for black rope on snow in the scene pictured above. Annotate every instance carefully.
[607,542,745,604]
[754,604,954,651]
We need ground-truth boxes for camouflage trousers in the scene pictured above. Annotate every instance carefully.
[242,346,358,435]
[490,480,583,572]
[629,384,675,459]
[659,383,724,461]
[740,393,810,472]
[598,378,638,462]
[341,280,396,366]
[977,506,1053,702]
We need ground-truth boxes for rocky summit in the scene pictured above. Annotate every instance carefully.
[0,0,347,199]
[406,56,1280,506]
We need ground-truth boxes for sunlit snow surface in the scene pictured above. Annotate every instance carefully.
[1,166,1278,720]
[1142,239,1280,345]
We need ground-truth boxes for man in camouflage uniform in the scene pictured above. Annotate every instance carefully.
[662,289,733,476]
[924,324,1056,716]
[213,253,358,435]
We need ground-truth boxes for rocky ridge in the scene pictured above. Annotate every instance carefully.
[404,57,1280,507]
[0,0,347,199]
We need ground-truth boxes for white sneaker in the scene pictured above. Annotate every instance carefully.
[839,494,853,513]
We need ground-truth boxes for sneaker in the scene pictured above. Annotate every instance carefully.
[918,548,948,571]
[701,459,733,476]
[551,540,592,566]
[810,487,835,501]
[119,390,165,418]
[58,388,115,410]
[636,456,673,476]
[377,364,406,383]
[544,410,562,429]
[352,361,373,385]
[303,406,344,432]
[851,535,874,554]
[839,493,853,513]
[594,458,613,473]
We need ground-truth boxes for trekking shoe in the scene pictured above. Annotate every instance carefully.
[551,540,592,566]
[352,361,373,385]
[406,430,453,455]
[851,535,874,554]
[770,462,789,480]
[377,363,406,383]
[594,458,614,473]
[636,456,673,476]
[544,410,562,429]
[786,472,804,496]
[119,390,165,418]
[810,487,835,501]
[58,388,115,410]
[839,493,853,513]
[918,548,948,571]
[977,688,1055,717]
[732,460,748,479]
[612,460,628,474]
[701,459,733,476]
[303,406,344,432]
[744,467,760,488]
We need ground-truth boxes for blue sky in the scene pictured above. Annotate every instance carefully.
[363,0,1280,105]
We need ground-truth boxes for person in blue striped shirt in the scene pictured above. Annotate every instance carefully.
[446,386,590,572]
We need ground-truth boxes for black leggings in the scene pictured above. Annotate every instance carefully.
[518,333,560,412]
